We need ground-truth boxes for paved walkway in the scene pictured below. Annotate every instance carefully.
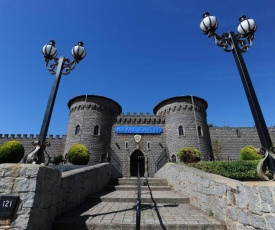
[53,178,226,229]
[88,190,189,203]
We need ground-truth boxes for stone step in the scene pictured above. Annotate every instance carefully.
[53,177,226,229]
[87,190,190,204]
[105,185,172,191]
[52,202,226,230]
[109,178,168,186]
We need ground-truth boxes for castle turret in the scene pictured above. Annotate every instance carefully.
[153,96,213,161]
[64,95,122,164]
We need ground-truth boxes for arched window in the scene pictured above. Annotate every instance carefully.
[94,125,100,136]
[171,154,176,162]
[178,126,185,136]
[75,125,80,135]
[198,126,203,137]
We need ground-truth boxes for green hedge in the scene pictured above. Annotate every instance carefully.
[67,144,90,165]
[188,160,259,180]
[0,140,25,163]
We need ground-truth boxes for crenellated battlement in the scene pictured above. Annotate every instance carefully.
[0,134,67,157]
[119,112,152,116]
[156,104,205,116]
[153,95,208,115]
[70,103,119,116]
[0,134,67,140]
[116,113,165,125]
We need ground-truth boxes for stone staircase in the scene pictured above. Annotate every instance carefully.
[53,177,226,229]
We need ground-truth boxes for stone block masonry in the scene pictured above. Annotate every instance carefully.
[209,127,275,160]
[155,163,275,230]
[55,163,122,217]
[1,127,275,165]
[0,163,121,230]
[2,94,275,178]
[0,164,61,230]
[0,134,67,159]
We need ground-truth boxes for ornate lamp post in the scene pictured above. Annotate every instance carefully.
[24,40,86,165]
[200,12,275,180]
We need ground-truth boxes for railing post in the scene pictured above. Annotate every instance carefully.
[136,161,141,230]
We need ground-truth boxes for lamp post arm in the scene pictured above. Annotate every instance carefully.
[213,33,233,52]
[38,56,64,144]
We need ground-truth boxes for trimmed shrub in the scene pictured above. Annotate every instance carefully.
[67,144,90,165]
[240,145,262,160]
[0,140,25,163]
[188,160,259,180]
[177,147,200,163]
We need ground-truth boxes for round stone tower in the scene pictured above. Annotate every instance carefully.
[64,95,122,164]
[153,96,213,161]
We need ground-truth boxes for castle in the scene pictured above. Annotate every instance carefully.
[1,94,275,177]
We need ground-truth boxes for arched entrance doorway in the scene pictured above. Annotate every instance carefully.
[130,150,145,177]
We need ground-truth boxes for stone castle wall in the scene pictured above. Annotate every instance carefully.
[0,134,66,159]
[1,128,275,165]
[111,112,166,176]
[1,94,275,168]
[209,127,275,160]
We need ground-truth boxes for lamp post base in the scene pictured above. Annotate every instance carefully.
[22,141,51,165]
[257,147,275,180]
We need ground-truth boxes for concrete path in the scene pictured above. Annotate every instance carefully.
[53,178,226,229]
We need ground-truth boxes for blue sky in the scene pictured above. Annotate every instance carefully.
[0,0,275,135]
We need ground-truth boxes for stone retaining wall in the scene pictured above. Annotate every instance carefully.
[155,163,275,230]
[0,163,121,230]
[56,163,121,216]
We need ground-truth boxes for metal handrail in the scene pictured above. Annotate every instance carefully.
[156,147,170,172]
[136,162,141,230]
[107,146,123,174]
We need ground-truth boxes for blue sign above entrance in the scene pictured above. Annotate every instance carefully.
[114,126,163,134]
